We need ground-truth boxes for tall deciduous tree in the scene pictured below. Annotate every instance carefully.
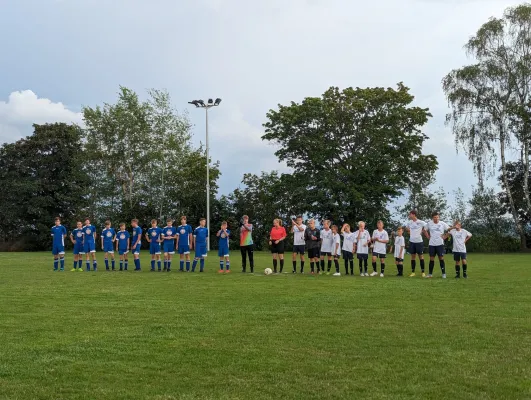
[442,3,531,249]
[262,84,437,225]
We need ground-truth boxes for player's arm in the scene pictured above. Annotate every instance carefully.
[380,233,389,244]
[189,231,193,249]
[145,232,151,243]
[216,230,221,237]
[464,231,472,243]
[70,232,75,244]
[101,234,104,249]
[399,245,404,259]
[422,227,430,239]
[115,238,119,252]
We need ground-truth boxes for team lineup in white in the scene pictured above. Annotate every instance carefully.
[50,210,472,279]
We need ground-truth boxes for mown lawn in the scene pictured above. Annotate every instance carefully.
[0,252,530,400]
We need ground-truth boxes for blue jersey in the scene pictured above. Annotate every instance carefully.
[147,227,163,243]
[132,226,142,245]
[162,226,177,240]
[71,228,84,245]
[218,229,230,248]
[194,227,208,246]
[83,225,96,243]
[51,225,67,246]
[101,228,116,245]
[116,230,130,249]
[177,225,193,246]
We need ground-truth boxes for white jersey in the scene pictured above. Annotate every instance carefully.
[394,236,405,258]
[292,224,307,246]
[372,229,389,254]
[407,219,426,243]
[426,221,450,246]
[353,230,371,254]
[320,228,334,253]
[342,232,356,252]
[449,229,472,253]
[332,233,341,256]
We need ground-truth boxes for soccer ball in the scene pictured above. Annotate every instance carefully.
[264,268,273,275]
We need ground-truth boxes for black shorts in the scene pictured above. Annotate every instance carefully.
[271,241,285,254]
[357,253,368,260]
[342,250,353,260]
[293,245,305,255]
[409,242,424,255]
[429,245,445,257]
[320,251,331,257]
[395,257,404,262]
[453,252,467,261]
[307,247,320,259]
[372,252,386,259]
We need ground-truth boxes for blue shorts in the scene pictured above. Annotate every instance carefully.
[429,245,445,257]
[218,246,229,257]
[73,243,85,255]
[163,240,175,254]
[178,244,190,255]
[453,252,467,261]
[103,243,114,253]
[118,248,129,256]
[409,242,424,255]
[150,243,161,255]
[52,244,65,256]
[84,241,96,253]
[132,243,141,255]
[195,244,207,258]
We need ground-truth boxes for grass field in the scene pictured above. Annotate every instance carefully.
[0,252,530,400]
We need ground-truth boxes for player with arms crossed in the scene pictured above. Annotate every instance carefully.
[83,218,98,271]
[51,217,67,271]
[192,218,208,272]
[406,211,428,277]
[304,219,321,274]
[444,221,472,279]
[425,212,450,278]
[291,216,306,273]
[371,220,389,277]
[116,223,130,271]
[354,221,371,276]
[319,220,334,274]
[161,218,177,272]
[217,221,231,273]
[101,220,116,271]
[70,221,85,271]
[177,216,193,272]
[146,219,163,272]
[391,227,406,276]
[341,224,356,275]
[131,219,142,271]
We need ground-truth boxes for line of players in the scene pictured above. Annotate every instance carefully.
[272,211,472,279]
[51,216,232,273]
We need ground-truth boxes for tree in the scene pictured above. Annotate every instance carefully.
[498,161,531,227]
[0,123,89,250]
[448,188,469,223]
[442,3,531,249]
[262,84,437,225]
[399,185,448,222]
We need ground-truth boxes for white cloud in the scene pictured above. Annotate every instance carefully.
[0,90,82,142]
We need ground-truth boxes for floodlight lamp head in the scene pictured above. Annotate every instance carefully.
[208,98,213,104]
[214,98,222,105]
[197,99,205,106]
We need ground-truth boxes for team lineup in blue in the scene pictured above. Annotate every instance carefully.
[51,211,472,279]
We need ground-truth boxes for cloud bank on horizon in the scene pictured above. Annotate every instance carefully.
[0,0,518,196]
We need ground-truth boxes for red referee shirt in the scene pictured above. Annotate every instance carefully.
[270,226,287,241]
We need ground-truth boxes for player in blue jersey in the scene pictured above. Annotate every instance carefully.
[131,219,142,271]
[101,220,116,271]
[116,223,130,271]
[83,218,98,271]
[146,219,163,271]
[161,218,177,272]
[51,217,67,271]
[176,216,193,272]
[69,221,85,271]
[216,221,230,273]
[192,218,208,272]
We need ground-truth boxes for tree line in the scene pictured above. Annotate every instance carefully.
[0,4,530,252]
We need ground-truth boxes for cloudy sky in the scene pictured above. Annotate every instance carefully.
[0,0,521,200]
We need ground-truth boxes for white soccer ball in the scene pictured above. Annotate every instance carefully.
[264,268,273,275]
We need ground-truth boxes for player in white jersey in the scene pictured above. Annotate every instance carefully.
[331,225,342,276]
[319,220,334,274]
[444,221,472,279]
[425,212,450,278]
[391,227,406,276]
[371,220,389,277]
[406,210,429,277]
[341,224,356,275]
[353,221,371,276]
[291,216,307,274]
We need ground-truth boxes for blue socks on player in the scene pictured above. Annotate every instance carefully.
[157,260,161,271]
[93,261,97,271]
[105,258,109,270]
[219,261,224,271]
[111,260,115,270]
[86,261,90,271]
[186,261,190,271]
[200,259,205,272]
[151,260,155,271]
[125,261,128,270]
[226,261,230,270]
[120,261,123,271]
[60,257,65,270]
[134,258,140,270]
[192,259,198,272]
[167,261,171,271]
[73,260,78,270]
[180,261,184,271]
[54,259,59,270]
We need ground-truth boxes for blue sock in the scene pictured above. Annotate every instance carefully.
[134,258,139,270]
[180,261,184,271]
[186,261,190,271]
[226,261,230,270]
[192,259,198,272]
[93,261,97,270]
[200,258,205,272]
[60,258,65,270]
[112,260,115,270]
[86,261,90,271]
[157,260,161,270]
[54,260,59,270]
[151,260,155,270]
[219,261,224,270]
[125,261,128,270]
[73,260,77,269]
[167,261,171,270]
[120,261,123,270]
[105,259,109,269]
[164,260,167,270]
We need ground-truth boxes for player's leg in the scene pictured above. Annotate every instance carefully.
[85,251,91,271]
[363,256,369,275]
[157,252,162,271]
[454,253,461,278]
[150,251,156,271]
[240,246,247,273]
[409,242,417,276]
[371,254,378,275]
[319,253,325,273]
[272,252,278,273]
[163,252,168,271]
[247,245,254,273]
[225,255,230,273]
[124,253,129,271]
[428,246,436,277]
[91,249,97,271]
[418,244,425,276]
[379,256,385,277]
[437,245,446,278]
[167,250,173,272]
[53,248,59,271]
[278,247,285,273]
[104,252,109,270]
[72,252,78,272]
[110,251,115,270]
[292,250,297,273]
[358,254,363,275]
[462,254,468,278]
[185,252,191,272]
[299,251,305,273]
[179,251,185,271]
[333,254,340,275]
[218,255,225,273]
[326,254,332,273]
[343,251,349,275]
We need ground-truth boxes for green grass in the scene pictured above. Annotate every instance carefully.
[0,252,530,400]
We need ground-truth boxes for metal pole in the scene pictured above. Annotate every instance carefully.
[205,107,210,251]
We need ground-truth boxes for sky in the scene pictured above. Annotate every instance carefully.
[0,0,522,202]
